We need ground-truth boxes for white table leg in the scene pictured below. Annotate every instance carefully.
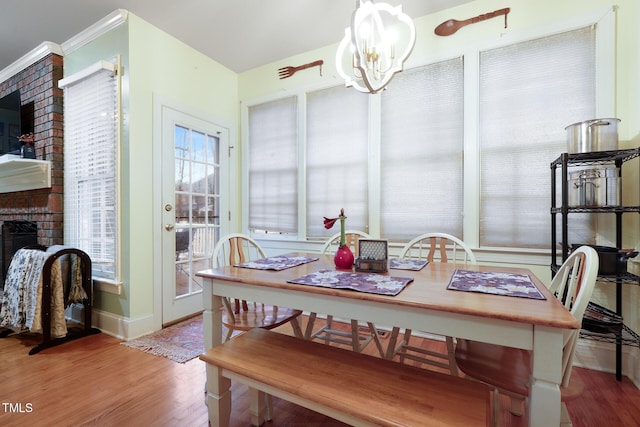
[203,280,227,426]
[205,365,232,427]
[529,325,564,427]
[203,280,224,350]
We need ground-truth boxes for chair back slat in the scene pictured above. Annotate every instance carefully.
[548,245,599,386]
[321,230,371,256]
[400,232,476,265]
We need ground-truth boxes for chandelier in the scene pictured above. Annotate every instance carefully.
[336,0,416,94]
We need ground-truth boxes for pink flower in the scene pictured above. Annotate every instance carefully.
[323,208,345,230]
[323,216,338,230]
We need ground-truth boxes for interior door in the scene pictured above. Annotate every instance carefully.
[161,106,228,325]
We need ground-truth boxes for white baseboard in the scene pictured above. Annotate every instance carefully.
[65,307,157,341]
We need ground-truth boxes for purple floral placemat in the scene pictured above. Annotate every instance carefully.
[235,254,318,271]
[389,258,429,271]
[287,269,413,296]
[447,269,546,300]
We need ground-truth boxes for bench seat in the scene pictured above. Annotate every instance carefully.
[200,328,491,427]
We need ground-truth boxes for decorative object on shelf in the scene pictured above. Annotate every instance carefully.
[568,168,620,207]
[324,208,354,270]
[355,239,388,273]
[278,60,324,79]
[570,244,638,275]
[18,133,36,159]
[565,118,620,153]
[434,7,510,36]
[336,0,416,94]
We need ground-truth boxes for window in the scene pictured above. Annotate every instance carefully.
[380,58,464,241]
[60,61,119,279]
[248,96,298,234]
[245,18,609,252]
[306,85,369,238]
[479,26,596,248]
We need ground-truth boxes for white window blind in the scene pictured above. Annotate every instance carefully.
[306,85,369,238]
[248,96,298,233]
[380,58,465,242]
[61,62,118,279]
[479,26,595,248]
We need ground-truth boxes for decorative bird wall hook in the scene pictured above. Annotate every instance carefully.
[434,7,510,36]
[278,60,324,79]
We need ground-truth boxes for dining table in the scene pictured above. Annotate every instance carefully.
[197,252,579,427]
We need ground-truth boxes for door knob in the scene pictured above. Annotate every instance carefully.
[165,224,174,231]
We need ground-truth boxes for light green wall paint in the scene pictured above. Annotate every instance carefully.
[126,14,238,318]
[63,23,130,318]
[65,13,238,320]
[239,0,639,143]
[62,1,639,329]
[236,0,640,333]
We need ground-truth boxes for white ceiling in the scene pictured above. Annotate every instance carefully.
[3,0,473,73]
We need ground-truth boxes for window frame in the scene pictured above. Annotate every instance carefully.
[241,8,615,260]
[60,59,121,283]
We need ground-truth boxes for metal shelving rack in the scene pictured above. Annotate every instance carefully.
[550,147,640,381]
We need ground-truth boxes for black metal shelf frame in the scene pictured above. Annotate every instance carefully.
[580,324,640,347]
[550,147,640,381]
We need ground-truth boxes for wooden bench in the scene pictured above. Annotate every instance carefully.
[200,328,492,427]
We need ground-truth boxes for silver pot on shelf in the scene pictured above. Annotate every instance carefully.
[567,167,620,207]
[565,118,620,153]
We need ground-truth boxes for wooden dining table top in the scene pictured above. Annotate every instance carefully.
[197,252,579,331]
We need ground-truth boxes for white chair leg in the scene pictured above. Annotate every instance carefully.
[324,315,334,345]
[305,312,318,339]
[290,317,304,339]
[386,327,401,359]
[224,327,233,342]
[399,329,413,364]
[445,336,459,376]
[351,319,360,352]
[560,402,573,426]
[367,322,385,357]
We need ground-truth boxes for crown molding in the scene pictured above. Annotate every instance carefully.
[61,9,129,56]
[0,9,128,85]
[0,42,64,84]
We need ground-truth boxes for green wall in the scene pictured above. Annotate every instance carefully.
[65,13,239,322]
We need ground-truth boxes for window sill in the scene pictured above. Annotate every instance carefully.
[93,278,123,295]
[0,155,51,193]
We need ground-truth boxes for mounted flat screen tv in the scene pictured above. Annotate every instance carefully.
[0,90,33,156]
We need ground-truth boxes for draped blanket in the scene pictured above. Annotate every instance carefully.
[0,248,68,338]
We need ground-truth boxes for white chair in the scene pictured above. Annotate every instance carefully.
[454,245,599,424]
[305,230,384,356]
[211,233,304,342]
[386,232,477,375]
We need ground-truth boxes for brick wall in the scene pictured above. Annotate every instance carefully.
[0,53,64,246]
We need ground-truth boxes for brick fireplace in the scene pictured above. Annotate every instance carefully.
[0,53,64,247]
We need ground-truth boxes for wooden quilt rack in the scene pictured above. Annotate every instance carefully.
[0,246,101,354]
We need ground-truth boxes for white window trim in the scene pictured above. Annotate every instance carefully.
[59,57,122,282]
[241,6,616,263]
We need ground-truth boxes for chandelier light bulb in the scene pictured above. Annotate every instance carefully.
[335,0,416,94]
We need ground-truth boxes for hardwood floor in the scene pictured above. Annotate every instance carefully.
[1,319,639,427]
